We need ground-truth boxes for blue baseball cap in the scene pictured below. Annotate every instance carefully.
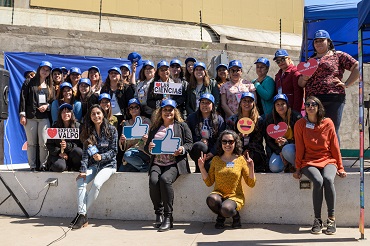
[273,49,289,60]
[108,66,122,75]
[88,66,100,73]
[193,62,206,70]
[59,103,73,111]
[185,57,197,64]
[127,52,142,66]
[314,30,331,40]
[199,93,215,104]
[23,70,36,78]
[216,64,228,70]
[170,59,182,67]
[143,60,155,68]
[99,93,111,102]
[60,67,68,74]
[254,57,270,67]
[240,92,255,101]
[228,60,242,69]
[70,67,81,75]
[119,64,132,73]
[273,94,288,103]
[39,61,52,69]
[161,99,177,108]
[60,82,72,89]
[78,78,91,86]
[52,67,62,73]
[128,98,141,107]
[157,60,169,69]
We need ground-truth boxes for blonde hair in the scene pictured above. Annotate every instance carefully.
[151,107,184,130]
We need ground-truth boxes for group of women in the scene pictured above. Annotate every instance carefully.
[19,29,357,234]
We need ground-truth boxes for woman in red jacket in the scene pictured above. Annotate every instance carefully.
[293,96,346,235]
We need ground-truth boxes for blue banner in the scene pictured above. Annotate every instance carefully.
[4,52,140,164]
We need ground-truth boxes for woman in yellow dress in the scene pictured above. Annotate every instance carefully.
[198,130,256,229]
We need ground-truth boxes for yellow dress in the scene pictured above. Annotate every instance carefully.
[204,155,256,210]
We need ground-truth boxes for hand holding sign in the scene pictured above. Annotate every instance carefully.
[297,58,318,76]
[150,128,181,155]
[266,122,288,139]
[123,116,149,140]
[46,128,79,139]
[237,117,255,135]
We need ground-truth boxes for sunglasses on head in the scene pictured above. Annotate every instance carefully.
[221,140,235,145]
[304,102,318,107]
[275,57,286,64]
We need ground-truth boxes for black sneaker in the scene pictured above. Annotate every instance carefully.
[311,218,323,234]
[325,218,336,235]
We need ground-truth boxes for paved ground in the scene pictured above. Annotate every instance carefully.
[0,215,369,246]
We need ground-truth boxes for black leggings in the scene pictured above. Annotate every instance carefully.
[149,164,179,215]
[189,141,211,173]
[206,193,237,218]
[302,164,337,218]
[50,147,82,172]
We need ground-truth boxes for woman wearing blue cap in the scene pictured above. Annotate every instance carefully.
[169,59,189,118]
[65,67,82,94]
[187,93,225,172]
[135,60,156,116]
[220,60,256,119]
[298,29,359,139]
[46,103,82,172]
[214,63,229,118]
[119,98,151,172]
[145,99,193,232]
[75,78,99,120]
[226,92,268,172]
[88,66,103,94]
[265,94,301,173]
[51,82,82,124]
[186,62,219,116]
[273,49,303,113]
[98,93,118,127]
[19,61,55,171]
[252,57,275,116]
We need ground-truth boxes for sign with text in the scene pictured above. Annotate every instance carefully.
[154,82,182,95]
[46,128,79,139]
[297,58,318,76]
[150,128,181,155]
[123,116,149,140]
[266,122,288,139]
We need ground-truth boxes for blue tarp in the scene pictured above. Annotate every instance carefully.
[301,0,370,62]
[358,0,370,29]
[4,52,140,164]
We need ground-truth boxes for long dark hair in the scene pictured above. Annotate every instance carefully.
[75,83,94,102]
[272,100,292,126]
[216,130,243,156]
[80,104,111,148]
[32,66,54,102]
[55,107,77,128]
[139,65,155,81]
[101,74,123,91]
[195,101,219,137]
[306,96,325,124]
[58,86,76,105]
[309,38,336,59]
[189,69,210,89]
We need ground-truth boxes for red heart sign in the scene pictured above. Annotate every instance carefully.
[266,122,288,139]
[297,58,318,76]
[155,82,161,87]
[47,128,58,138]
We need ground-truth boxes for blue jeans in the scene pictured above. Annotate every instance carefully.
[120,149,150,172]
[269,144,296,173]
[77,166,116,215]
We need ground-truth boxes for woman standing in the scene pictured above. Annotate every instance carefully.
[198,130,256,229]
[220,60,256,119]
[70,104,118,230]
[184,57,196,83]
[51,82,82,123]
[169,59,188,118]
[119,98,151,172]
[215,63,229,118]
[47,103,82,172]
[298,30,359,138]
[98,93,118,128]
[19,61,54,171]
[252,57,275,116]
[226,92,268,172]
[51,67,63,97]
[88,66,103,94]
[273,49,303,112]
[187,93,225,173]
[66,67,81,94]
[293,96,346,235]
[145,99,193,232]
[75,78,99,120]
[265,94,301,173]
[186,62,219,116]
[135,60,155,116]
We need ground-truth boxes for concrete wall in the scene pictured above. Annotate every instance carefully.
[0,171,368,226]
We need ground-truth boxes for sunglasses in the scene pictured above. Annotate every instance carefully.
[129,106,140,110]
[275,57,286,64]
[230,68,241,73]
[304,102,318,107]
[221,140,235,145]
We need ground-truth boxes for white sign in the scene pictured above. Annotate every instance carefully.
[46,128,79,139]
[154,82,183,95]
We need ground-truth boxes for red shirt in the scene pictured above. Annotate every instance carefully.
[274,64,304,112]
[294,117,344,172]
